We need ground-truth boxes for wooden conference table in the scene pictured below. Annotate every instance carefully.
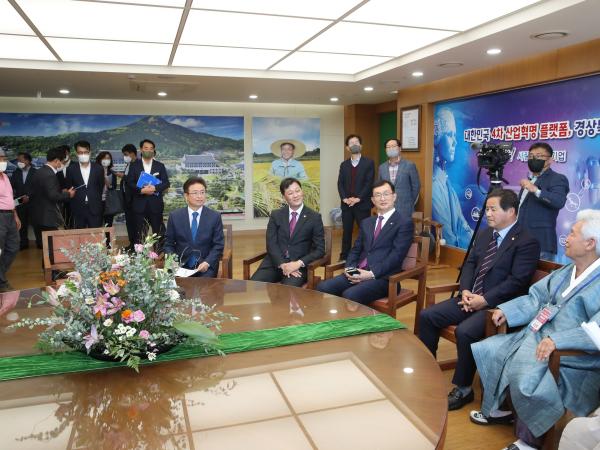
[0,278,447,450]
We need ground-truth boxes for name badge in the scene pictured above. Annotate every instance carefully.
[529,305,559,332]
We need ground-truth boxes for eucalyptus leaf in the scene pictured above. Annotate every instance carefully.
[173,321,218,344]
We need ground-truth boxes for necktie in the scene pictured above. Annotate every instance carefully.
[472,231,500,295]
[359,216,384,269]
[191,211,199,241]
[289,211,298,236]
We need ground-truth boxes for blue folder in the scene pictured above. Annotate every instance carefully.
[136,172,162,189]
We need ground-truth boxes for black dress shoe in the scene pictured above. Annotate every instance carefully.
[469,410,514,425]
[448,387,474,411]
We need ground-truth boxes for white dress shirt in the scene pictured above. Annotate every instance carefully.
[80,163,91,201]
[143,159,153,174]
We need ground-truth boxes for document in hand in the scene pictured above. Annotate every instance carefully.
[175,267,199,278]
[581,321,600,350]
[136,172,162,189]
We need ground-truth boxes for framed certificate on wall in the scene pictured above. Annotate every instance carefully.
[401,106,421,151]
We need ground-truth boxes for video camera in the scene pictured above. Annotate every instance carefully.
[471,142,512,171]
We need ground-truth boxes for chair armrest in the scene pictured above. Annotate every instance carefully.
[324,261,345,280]
[424,282,460,308]
[548,349,600,381]
[485,309,508,337]
[242,252,267,280]
[220,249,232,279]
[388,264,426,284]
[307,255,330,271]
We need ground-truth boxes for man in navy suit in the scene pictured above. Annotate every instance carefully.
[251,177,325,287]
[518,142,569,261]
[317,180,414,303]
[164,177,224,278]
[337,134,375,260]
[418,189,540,411]
[65,141,105,228]
[126,139,170,245]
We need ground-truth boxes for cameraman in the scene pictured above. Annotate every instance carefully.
[518,142,569,261]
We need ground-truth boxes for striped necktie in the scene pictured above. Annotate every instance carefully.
[472,231,500,295]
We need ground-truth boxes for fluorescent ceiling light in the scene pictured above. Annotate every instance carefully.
[302,22,454,57]
[346,0,540,31]
[48,38,172,65]
[191,0,362,19]
[0,34,55,61]
[181,10,331,50]
[412,71,424,77]
[486,48,502,55]
[363,86,374,91]
[157,91,167,96]
[173,45,287,70]
[272,52,390,74]
[17,0,182,43]
[0,2,34,35]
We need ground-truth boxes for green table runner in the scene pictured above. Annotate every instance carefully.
[0,314,405,382]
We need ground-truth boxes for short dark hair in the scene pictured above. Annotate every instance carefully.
[529,142,553,157]
[140,139,156,149]
[74,140,91,152]
[280,142,295,150]
[488,188,519,215]
[372,179,395,194]
[17,151,32,162]
[280,177,301,195]
[184,176,207,193]
[95,151,113,169]
[121,143,137,155]
[57,144,70,158]
[47,147,65,162]
[384,138,401,148]
[345,134,362,146]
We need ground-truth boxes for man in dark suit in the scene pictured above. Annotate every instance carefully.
[125,139,170,246]
[55,144,73,230]
[378,138,421,219]
[337,134,375,260]
[65,140,104,229]
[317,180,414,303]
[250,177,325,287]
[10,151,36,249]
[118,143,138,250]
[164,177,224,278]
[30,147,75,238]
[418,189,540,411]
[518,142,569,261]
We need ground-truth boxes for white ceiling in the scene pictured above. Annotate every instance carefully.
[0,0,598,104]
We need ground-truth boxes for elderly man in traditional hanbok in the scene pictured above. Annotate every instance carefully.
[470,209,600,450]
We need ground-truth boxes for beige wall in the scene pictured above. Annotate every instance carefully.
[0,97,344,231]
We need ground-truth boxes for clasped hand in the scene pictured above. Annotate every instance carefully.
[280,261,303,278]
[345,269,373,284]
[457,289,487,312]
[141,184,156,195]
[520,178,538,193]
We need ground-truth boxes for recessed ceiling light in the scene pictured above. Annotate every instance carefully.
[412,71,424,77]
[438,62,463,68]
[330,97,339,102]
[249,94,258,100]
[157,91,167,97]
[363,86,374,92]
[487,48,502,55]
[59,89,70,95]
[531,31,568,40]
[390,90,398,94]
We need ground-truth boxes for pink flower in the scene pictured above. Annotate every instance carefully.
[149,251,159,260]
[83,325,100,352]
[46,286,59,306]
[102,280,120,296]
[93,293,108,317]
[139,330,150,340]
[106,297,124,315]
[134,244,144,253]
[67,271,82,284]
[132,310,145,323]
[111,263,123,270]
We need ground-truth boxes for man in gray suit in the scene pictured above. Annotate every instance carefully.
[378,138,420,219]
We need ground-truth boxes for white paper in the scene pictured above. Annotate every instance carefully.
[175,267,199,278]
[581,321,600,350]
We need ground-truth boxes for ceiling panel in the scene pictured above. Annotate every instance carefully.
[303,22,455,57]
[0,34,56,61]
[173,45,288,69]
[272,51,390,74]
[15,0,182,43]
[181,10,331,50]
[191,0,362,19]
[0,2,34,35]
[48,38,172,65]
[96,0,186,5]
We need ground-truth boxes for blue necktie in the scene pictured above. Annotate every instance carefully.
[191,211,199,241]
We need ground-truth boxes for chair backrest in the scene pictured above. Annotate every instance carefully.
[531,259,562,283]
[323,226,333,265]
[401,235,429,271]
[412,211,424,235]
[223,224,233,253]
[42,227,115,269]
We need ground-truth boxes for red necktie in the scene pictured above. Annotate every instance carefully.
[289,211,298,236]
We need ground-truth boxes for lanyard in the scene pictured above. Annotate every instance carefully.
[547,267,600,308]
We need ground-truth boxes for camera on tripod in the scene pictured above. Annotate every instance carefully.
[471,142,513,171]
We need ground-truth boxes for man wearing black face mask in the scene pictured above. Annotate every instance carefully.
[517,142,569,261]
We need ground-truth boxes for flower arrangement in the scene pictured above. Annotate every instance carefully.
[13,235,236,370]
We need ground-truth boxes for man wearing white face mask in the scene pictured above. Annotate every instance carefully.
[0,149,21,291]
[65,140,104,228]
[10,152,36,250]
[119,144,138,250]
[378,138,421,219]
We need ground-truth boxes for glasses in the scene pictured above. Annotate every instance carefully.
[186,190,206,196]
[372,192,393,199]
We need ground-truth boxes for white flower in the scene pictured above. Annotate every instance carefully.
[56,284,70,297]
[126,329,136,338]
[84,297,95,305]
[147,352,157,361]
[168,290,180,300]
[103,349,109,355]
[103,319,113,327]
[114,254,130,266]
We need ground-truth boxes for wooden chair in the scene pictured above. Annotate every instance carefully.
[426,259,562,370]
[242,227,333,289]
[42,227,115,285]
[217,224,233,279]
[323,235,429,333]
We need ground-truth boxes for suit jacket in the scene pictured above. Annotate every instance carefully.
[378,159,420,219]
[164,206,224,270]
[458,222,540,308]
[29,165,71,228]
[65,162,105,216]
[10,167,36,198]
[517,167,569,254]
[346,210,414,279]
[260,205,325,269]
[125,159,170,214]
[337,156,375,211]
[119,162,135,205]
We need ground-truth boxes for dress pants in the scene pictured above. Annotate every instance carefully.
[15,204,30,248]
[316,274,389,305]
[251,266,307,287]
[0,213,19,287]
[72,209,103,229]
[418,297,487,387]
[340,206,371,260]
